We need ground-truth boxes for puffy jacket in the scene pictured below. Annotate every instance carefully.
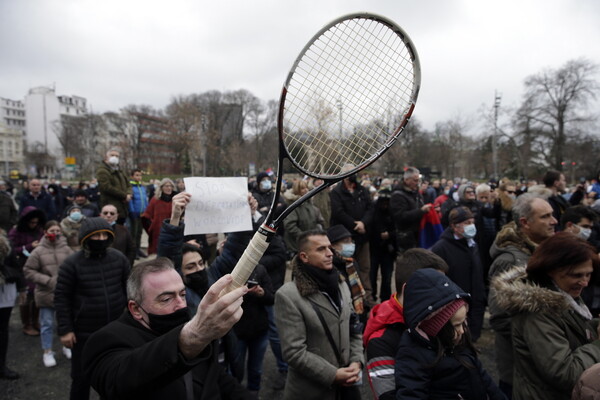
[492,266,600,400]
[395,269,505,400]
[364,293,406,400]
[128,181,148,217]
[23,235,73,307]
[54,217,130,339]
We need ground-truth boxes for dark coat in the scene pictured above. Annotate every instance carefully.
[96,161,131,219]
[8,207,45,265]
[83,311,253,400]
[0,191,17,232]
[233,264,274,341]
[54,244,130,339]
[329,182,373,245]
[111,224,135,266]
[18,190,56,221]
[430,228,486,340]
[395,269,504,400]
[390,183,425,250]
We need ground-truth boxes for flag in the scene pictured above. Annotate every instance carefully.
[419,206,444,249]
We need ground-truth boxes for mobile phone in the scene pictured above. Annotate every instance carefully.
[246,279,258,288]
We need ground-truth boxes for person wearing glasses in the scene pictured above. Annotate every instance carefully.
[100,205,135,266]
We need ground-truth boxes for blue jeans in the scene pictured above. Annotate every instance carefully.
[235,332,269,391]
[39,307,55,351]
[266,305,287,372]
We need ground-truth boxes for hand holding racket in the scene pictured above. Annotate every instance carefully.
[224,12,421,293]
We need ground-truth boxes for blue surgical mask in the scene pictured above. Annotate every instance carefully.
[260,179,272,191]
[340,243,355,258]
[462,224,477,239]
[69,211,82,222]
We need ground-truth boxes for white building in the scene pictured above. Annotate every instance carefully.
[25,86,87,155]
[0,97,26,177]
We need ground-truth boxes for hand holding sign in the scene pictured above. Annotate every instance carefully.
[183,177,252,235]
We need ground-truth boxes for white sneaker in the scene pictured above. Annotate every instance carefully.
[62,346,72,360]
[43,352,57,368]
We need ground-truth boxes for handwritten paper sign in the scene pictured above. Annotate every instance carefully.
[183,177,251,235]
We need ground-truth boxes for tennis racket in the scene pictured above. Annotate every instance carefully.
[224,12,421,293]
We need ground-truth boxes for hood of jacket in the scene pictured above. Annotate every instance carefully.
[78,217,114,246]
[17,206,47,231]
[291,255,345,298]
[490,221,537,260]
[363,294,405,345]
[491,265,569,315]
[403,268,470,330]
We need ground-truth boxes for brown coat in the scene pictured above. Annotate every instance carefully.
[23,236,74,308]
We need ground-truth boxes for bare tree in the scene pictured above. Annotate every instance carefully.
[518,58,599,171]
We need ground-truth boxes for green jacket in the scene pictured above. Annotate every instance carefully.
[493,265,600,400]
[283,199,321,253]
[96,161,131,219]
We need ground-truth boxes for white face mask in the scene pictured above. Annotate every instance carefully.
[108,156,119,165]
[576,225,592,241]
[462,224,477,239]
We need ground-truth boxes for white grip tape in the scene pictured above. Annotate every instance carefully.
[222,230,270,295]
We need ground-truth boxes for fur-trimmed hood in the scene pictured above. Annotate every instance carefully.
[490,221,537,260]
[491,265,569,315]
[291,255,345,297]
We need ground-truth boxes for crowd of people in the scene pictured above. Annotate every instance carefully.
[2,150,600,399]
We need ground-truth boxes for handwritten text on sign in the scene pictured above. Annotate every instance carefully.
[183,177,251,235]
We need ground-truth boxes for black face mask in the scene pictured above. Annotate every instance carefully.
[141,306,191,336]
[184,269,209,297]
[86,238,111,254]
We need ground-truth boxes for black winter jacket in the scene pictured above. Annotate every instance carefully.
[55,247,129,339]
[395,269,504,400]
[390,183,425,250]
[430,228,486,340]
[329,182,373,245]
[83,311,252,400]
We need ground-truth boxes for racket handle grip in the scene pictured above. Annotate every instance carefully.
[221,226,272,296]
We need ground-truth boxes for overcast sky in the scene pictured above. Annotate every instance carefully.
[2,0,599,133]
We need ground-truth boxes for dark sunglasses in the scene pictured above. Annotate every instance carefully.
[102,211,116,216]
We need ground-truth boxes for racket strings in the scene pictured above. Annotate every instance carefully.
[283,16,417,177]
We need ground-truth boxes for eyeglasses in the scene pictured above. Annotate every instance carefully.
[465,190,475,194]
[507,191,515,194]
[102,211,116,216]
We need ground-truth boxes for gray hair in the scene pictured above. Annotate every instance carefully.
[155,177,175,199]
[127,257,175,305]
[476,183,491,195]
[403,167,420,181]
[512,193,544,228]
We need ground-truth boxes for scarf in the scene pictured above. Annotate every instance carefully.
[160,192,175,202]
[299,261,341,309]
[553,283,593,320]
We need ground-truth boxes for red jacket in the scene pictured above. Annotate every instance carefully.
[363,293,406,400]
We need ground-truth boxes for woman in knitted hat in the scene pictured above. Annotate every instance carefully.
[492,232,600,400]
[395,268,505,399]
